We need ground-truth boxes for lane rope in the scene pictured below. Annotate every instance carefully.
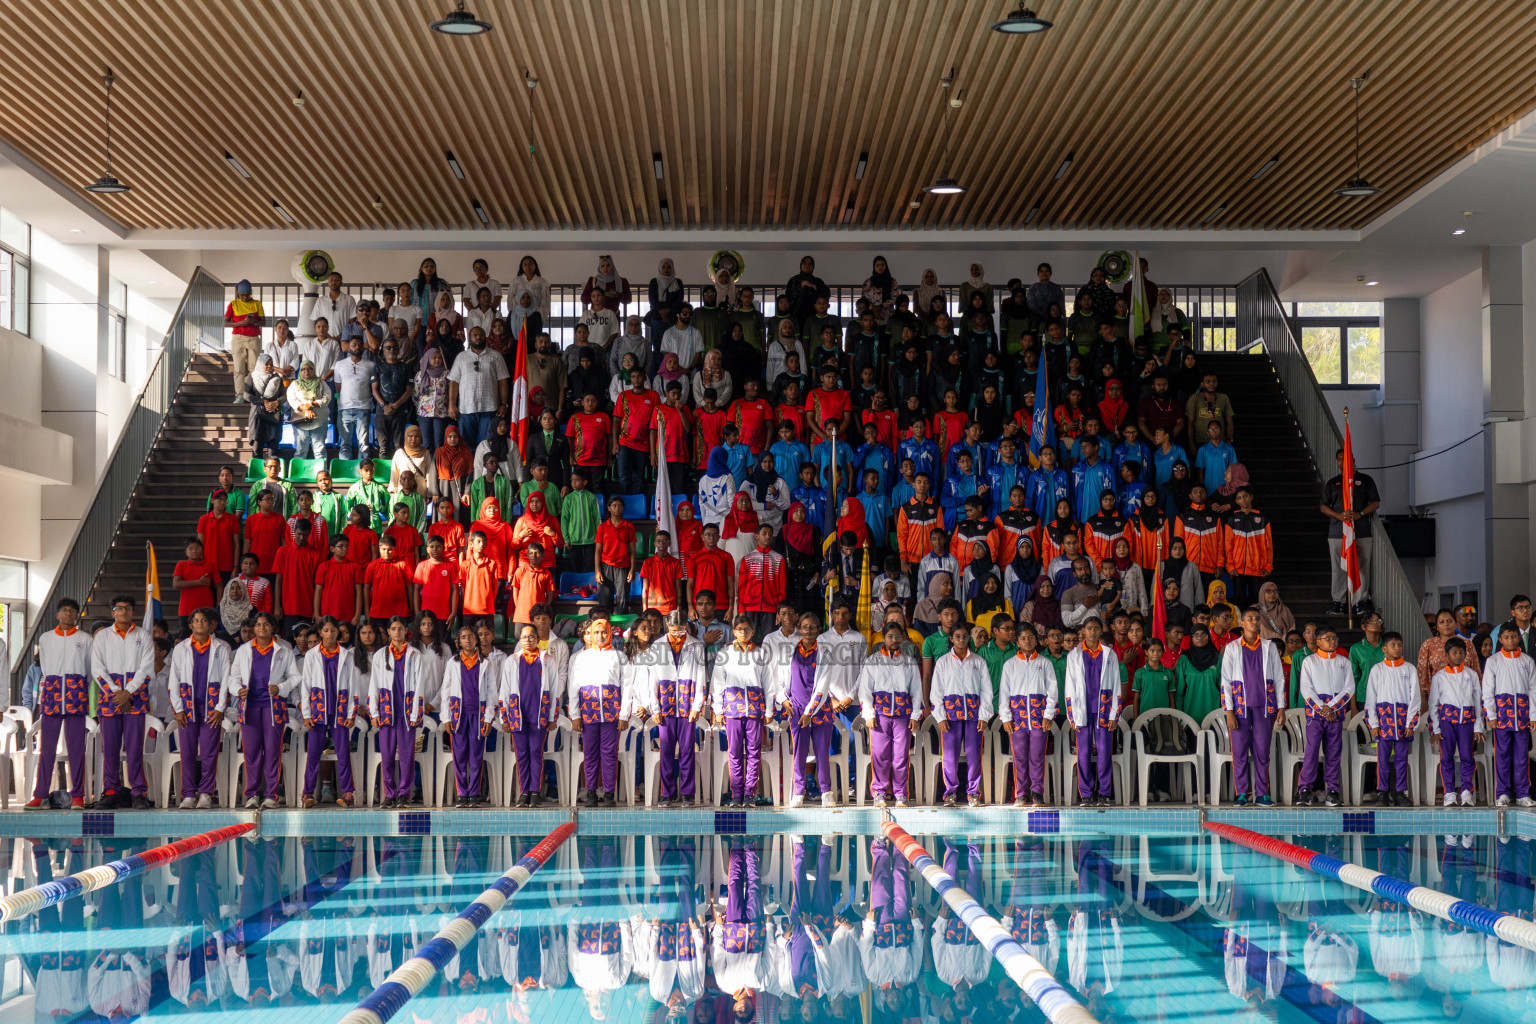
[881,818,1101,1024]
[339,821,576,1024]
[0,822,255,923]
[1203,821,1536,952]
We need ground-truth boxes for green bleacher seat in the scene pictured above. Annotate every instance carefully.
[245,457,272,483]
[328,459,364,486]
[288,458,326,484]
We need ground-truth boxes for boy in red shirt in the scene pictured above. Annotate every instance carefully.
[691,388,729,476]
[509,541,554,632]
[343,505,380,567]
[314,535,362,624]
[806,369,853,445]
[776,380,807,441]
[730,379,776,454]
[235,552,274,613]
[172,537,220,621]
[593,495,637,613]
[287,489,329,553]
[687,523,735,617]
[272,519,325,633]
[364,534,414,626]
[565,392,613,493]
[196,489,242,575]
[861,389,901,452]
[427,496,465,563]
[382,502,424,571]
[640,530,682,614]
[413,534,459,621]
[612,368,660,496]
[242,489,287,578]
[459,530,501,631]
[652,381,694,498]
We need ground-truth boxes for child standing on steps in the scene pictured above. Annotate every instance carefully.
[1364,632,1419,806]
[1428,637,1481,807]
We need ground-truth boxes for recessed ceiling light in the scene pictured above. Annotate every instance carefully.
[659,198,670,224]
[147,279,157,284]
[653,153,664,180]
[472,199,489,225]
[430,1,491,35]
[842,198,857,223]
[990,1,1052,33]
[1453,228,1465,235]
[855,152,868,180]
[224,151,252,179]
[1023,204,1040,224]
[1365,280,1379,286]
[1202,203,1228,225]
[69,228,81,233]
[1053,152,1073,180]
[445,150,465,180]
[1250,154,1280,181]
[271,199,295,224]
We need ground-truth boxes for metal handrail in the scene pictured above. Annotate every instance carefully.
[13,268,226,695]
[1236,269,1427,645]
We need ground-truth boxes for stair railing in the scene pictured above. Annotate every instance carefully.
[14,269,226,696]
[1235,268,1428,647]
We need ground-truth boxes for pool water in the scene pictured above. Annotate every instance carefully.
[2,828,1534,1022]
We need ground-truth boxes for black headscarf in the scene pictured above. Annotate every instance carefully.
[1183,625,1219,671]
[750,451,779,498]
[1009,536,1042,586]
[868,256,896,302]
[971,575,1006,617]
[1161,539,1190,581]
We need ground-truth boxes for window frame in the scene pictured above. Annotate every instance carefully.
[1289,303,1381,389]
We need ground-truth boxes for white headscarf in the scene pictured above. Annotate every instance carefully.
[967,263,987,291]
[654,259,679,299]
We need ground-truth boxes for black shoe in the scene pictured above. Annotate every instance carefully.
[1353,602,1373,617]
[1383,790,1397,806]
[1325,790,1341,807]
[1362,791,1380,805]
[515,794,528,808]
[1295,792,1312,806]
[529,793,543,806]
[601,791,616,806]
[942,795,957,807]
[1328,602,1347,615]
[655,798,671,809]
[582,789,598,807]
[1397,791,1412,807]
[131,796,152,810]
[755,795,773,807]
[1032,792,1046,805]
[720,795,737,808]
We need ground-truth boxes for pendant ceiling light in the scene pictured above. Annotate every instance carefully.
[923,70,967,196]
[85,69,131,194]
[430,0,491,35]
[991,1,1052,34]
[1334,76,1380,198]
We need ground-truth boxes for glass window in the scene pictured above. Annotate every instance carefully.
[1302,325,1341,385]
[0,557,27,601]
[1295,301,1381,317]
[110,312,127,381]
[0,209,28,256]
[0,250,11,332]
[9,259,26,337]
[1347,325,1382,385]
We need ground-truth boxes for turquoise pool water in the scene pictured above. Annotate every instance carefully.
[1,829,1532,1022]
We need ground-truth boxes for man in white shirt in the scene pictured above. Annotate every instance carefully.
[662,305,704,373]
[333,335,377,459]
[446,325,510,449]
[579,289,620,352]
[309,272,357,340]
[460,258,501,315]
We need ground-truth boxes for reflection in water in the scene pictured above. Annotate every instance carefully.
[2,832,1536,1021]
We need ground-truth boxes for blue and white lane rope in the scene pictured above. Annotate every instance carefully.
[1204,822,1536,952]
[339,822,576,1024]
[0,822,254,923]
[882,819,1101,1024]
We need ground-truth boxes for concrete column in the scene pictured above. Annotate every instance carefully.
[1483,246,1527,607]
[1379,297,1420,515]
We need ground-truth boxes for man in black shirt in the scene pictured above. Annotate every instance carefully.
[1319,448,1380,616]
[371,339,414,458]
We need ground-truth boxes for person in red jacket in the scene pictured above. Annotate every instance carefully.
[272,519,325,634]
[364,535,414,626]
[196,488,242,575]
[242,489,287,579]
[1223,485,1273,609]
[1173,484,1225,590]
[736,525,787,640]
[234,552,274,613]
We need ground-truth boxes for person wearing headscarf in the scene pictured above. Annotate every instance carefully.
[434,425,473,521]
[652,352,693,406]
[960,263,992,315]
[1157,537,1203,613]
[389,423,437,499]
[610,315,651,378]
[1255,582,1295,642]
[693,348,733,409]
[511,491,563,572]
[287,360,330,459]
[410,346,452,451]
[245,355,285,456]
[776,502,821,614]
[912,573,955,636]
[836,496,871,549]
[720,492,761,565]
[1209,462,1250,515]
[914,268,944,322]
[697,448,738,529]
[503,288,543,348]
[512,255,550,320]
[649,258,684,316]
[1003,536,1042,614]
[1161,460,1195,513]
[784,256,830,327]
[1021,575,1063,634]
[743,451,791,531]
[582,255,632,313]
[1205,579,1240,627]
[966,575,1012,634]
[1175,624,1223,727]
[862,256,900,325]
[219,578,253,640]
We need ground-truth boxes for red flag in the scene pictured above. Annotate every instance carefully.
[1151,557,1166,644]
[1340,419,1363,601]
[510,321,530,461]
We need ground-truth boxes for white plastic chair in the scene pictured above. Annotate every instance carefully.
[641,720,710,806]
[1277,708,1310,805]
[141,714,181,808]
[435,719,506,806]
[1202,709,1232,806]
[221,717,243,806]
[1130,709,1203,807]
[2,708,31,803]
[559,720,635,805]
[364,718,439,807]
[500,715,572,806]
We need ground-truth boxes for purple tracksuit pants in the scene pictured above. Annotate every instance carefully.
[724,718,763,799]
[1011,726,1050,799]
[656,715,696,801]
[790,720,833,795]
[100,713,147,797]
[581,719,619,793]
[869,714,912,800]
[1298,715,1343,793]
[1376,733,1412,793]
[941,718,982,798]
[304,723,354,796]
[1438,722,1476,794]
[378,720,417,800]
[241,704,284,800]
[179,715,223,797]
[453,713,485,799]
[512,726,546,798]
[1494,727,1531,799]
[1076,722,1113,800]
[1231,713,1274,799]
[33,714,86,800]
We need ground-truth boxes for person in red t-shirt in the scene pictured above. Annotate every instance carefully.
[691,390,729,474]
[314,535,363,624]
[343,505,380,568]
[413,534,459,621]
[612,369,660,496]
[172,537,220,620]
[427,496,465,563]
[861,390,901,452]
[242,489,287,577]
[651,382,694,498]
[382,503,424,571]
[640,530,682,614]
[932,391,969,452]
[730,379,776,455]
[687,523,736,617]
[364,535,414,626]
[234,552,274,614]
[459,530,501,629]
[806,370,853,445]
[776,380,807,441]
[272,519,325,632]
[565,392,613,493]
[286,490,329,553]
[196,489,242,575]
[593,495,637,613]
[509,541,554,631]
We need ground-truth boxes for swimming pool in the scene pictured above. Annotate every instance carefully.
[1,821,1533,1022]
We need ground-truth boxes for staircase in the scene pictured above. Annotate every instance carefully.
[1195,351,1335,626]
[86,352,247,625]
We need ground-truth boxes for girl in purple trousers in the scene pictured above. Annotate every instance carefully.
[369,616,433,809]
[299,617,362,808]
[224,612,298,809]
[167,609,230,809]
[498,625,557,806]
[439,624,495,807]
[775,612,834,808]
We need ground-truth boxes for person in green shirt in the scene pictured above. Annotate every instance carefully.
[977,614,1020,709]
[1040,625,1069,715]
[560,468,600,571]
[1348,611,1385,708]
[313,470,347,538]
[519,459,562,519]
[1287,619,1320,707]
[467,452,516,525]
[920,600,963,706]
[1175,624,1223,728]
[249,456,295,517]
[208,465,250,518]
[392,469,429,530]
[344,459,390,531]
[1133,638,1179,800]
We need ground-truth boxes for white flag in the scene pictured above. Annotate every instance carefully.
[654,415,675,542]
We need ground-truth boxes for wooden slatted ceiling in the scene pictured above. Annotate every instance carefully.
[1,0,1533,232]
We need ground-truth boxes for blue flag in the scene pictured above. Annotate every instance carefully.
[1027,346,1055,470]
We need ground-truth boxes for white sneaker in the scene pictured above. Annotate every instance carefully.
[1497,794,1511,807]
[967,795,980,808]
[260,797,280,809]
[1444,792,1457,807]
[821,793,836,808]
[874,794,888,808]
[1461,790,1475,806]
[179,797,196,810]
[1517,797,1535,808]
[244,796,259,810]
[788,794,805,809]
[894,797,908,808]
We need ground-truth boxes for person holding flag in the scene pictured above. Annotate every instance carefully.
[1321,410,1380,617]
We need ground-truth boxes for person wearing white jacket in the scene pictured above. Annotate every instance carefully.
[28,598,94,810]
[712,618,772,806]
[90,596,156,808]
[1364,632,1421,805]
[167,610,231,809]
[1481,624,1536,806]
[1428,637,1482,807]
[860,837,923,991]
[857,622,924,808]
[568,615,629,806]
[999,628,1057,805]
[439,623,496,807]
[774,611,836,808]
[1065,618,1123,805]
[497,625,559,806]
[370,618,433,809]
[299,617,364,808]
[1219,610,1287,806]
[225,613,300,808]
[930,624,994,806]
[648,611,709,807]
[1296,627,1352,807]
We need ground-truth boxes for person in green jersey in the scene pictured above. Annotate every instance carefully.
[560,468,600,573]
[1175,624,1222,728]
[977,614,1020,709]
[1348,611,1385,709]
